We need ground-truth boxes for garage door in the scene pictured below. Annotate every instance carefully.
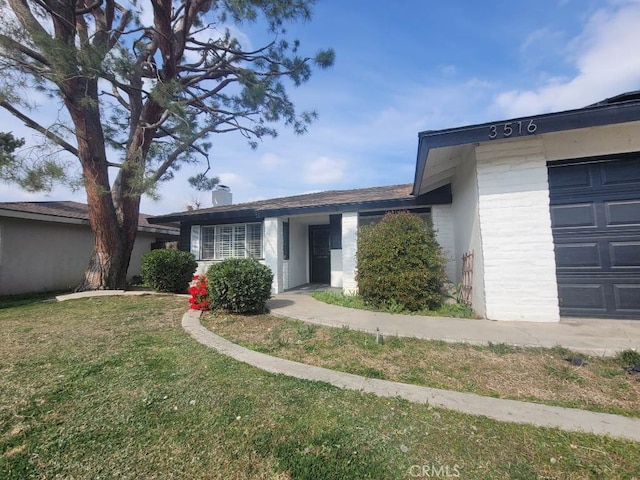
[548,155,640,319]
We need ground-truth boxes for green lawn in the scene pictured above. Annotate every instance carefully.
[1,295,639,479]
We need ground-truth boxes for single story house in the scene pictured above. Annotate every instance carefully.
[150,184,453,294]
[150,91,640,322]
[0,201,179,295]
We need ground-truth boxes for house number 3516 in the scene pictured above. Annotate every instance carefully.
[488,119,537,139]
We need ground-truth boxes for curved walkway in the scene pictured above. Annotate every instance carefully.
[267,294,640,357]
[55,291,640,441]
[183,309,640,442]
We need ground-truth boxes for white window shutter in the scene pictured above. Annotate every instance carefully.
[190,225,201,259]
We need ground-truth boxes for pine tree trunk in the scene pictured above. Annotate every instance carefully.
[64,78,140,292]
[75,201,139,292]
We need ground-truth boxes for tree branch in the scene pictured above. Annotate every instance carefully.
[181,78,236,105]
[76,0,103,15]
[149,124,216,182]
[0,34,50,67]
[0,101,79,157]
[7,0,51,40]
[107,5,133,49]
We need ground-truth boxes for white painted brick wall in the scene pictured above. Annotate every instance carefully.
[476,138,560,322]
[282,260,289,291]
[330,250,343,288]
[263,217,283,294]
[431,205,456,282]
[451,156,486,317]
[341,212,358,294]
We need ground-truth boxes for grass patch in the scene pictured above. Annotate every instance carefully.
[203,313,640,418]
[0,290,69,309]
[2,296,640,479]
[616,349,640,368]
[312,290,475,318]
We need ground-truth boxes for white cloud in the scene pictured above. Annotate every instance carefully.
[260,153,287,169]
[304,156,346,184]
[520,27,564,54]
[218,172,254,190]
[494,0,640,117]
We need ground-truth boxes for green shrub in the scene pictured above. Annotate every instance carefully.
[140,249,197,293]
[356,211,446,311]
[207,258,273,313]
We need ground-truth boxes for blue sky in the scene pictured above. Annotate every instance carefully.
[2,0,640,214]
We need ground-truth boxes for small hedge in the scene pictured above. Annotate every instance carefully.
[207,258,273,313]
[141,249,197,293]
[356,211,446,311]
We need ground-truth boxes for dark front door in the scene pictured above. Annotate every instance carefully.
[548,155,640,319]
[309,225,331,283]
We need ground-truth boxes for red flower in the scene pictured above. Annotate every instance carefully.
[188,274,210,311]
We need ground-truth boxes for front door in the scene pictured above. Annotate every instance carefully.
[309,225,330,283]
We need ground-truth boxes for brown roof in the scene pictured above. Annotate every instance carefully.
[0,201,179,235]
[152,184,417,222]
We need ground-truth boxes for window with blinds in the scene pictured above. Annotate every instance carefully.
[201,223,263,260]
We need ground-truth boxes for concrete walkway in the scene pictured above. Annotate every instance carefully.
[267,294,640,357]
[54,290,640,440]
[183,309,640,442]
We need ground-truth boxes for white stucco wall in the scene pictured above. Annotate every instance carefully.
[263,217,283,293]
[341,212,358,294]
[287,220,308,289]
[0,217,158,295]
[450,153,486,317]
[475,137,560,322]
[431,204,456,282]
[330,250,343,288]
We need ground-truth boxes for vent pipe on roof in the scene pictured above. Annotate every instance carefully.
[212,185,232,206]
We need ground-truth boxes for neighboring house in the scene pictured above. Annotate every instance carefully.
[149,184,453,294]
[414,91,640,322]
[0,201,179,295]
[150,91,640,322]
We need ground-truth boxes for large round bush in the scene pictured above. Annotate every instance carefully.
[356,211,446,311]
[141,249,197,293]
[207,258,273,313]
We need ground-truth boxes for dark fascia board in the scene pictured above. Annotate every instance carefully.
[151,185,452,224]
[412,100,640,195]
[1,208,178,237]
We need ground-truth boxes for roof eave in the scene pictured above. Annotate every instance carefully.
[413,100,640,196]
[149,186,452,224]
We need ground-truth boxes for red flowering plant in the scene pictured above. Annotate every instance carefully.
[188,275,210,311]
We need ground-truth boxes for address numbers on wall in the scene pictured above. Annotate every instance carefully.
[488,119,537,139]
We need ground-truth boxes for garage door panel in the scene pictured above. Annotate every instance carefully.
[550,203,596,229]
[549,163,592,189]
[601,160,640,185]
[555,243,601,269]
[605,200,640,226]
[614,284,640,311]
[610,242,640,268]
[557,282,606,310]
[558,278,640,318]
[549,155,640,319]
